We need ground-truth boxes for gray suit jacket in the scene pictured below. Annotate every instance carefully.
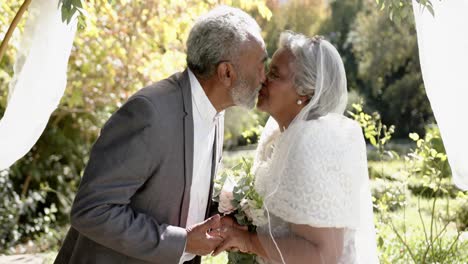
[55,70,224,264]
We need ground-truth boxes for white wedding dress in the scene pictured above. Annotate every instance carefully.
[252,114,378,264]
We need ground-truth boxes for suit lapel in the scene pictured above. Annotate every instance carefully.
[205,116,224,218]
[178,69,224,223]
[205,124,218,218]
[178,70,193,227]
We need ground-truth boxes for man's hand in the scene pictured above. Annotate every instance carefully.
[185,214,224,256]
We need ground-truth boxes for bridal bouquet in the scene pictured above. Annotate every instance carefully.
[212,157,266,264]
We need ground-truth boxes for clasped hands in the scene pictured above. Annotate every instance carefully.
[185,214,253,257]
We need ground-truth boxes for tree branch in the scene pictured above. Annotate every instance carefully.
[0,0,32,63]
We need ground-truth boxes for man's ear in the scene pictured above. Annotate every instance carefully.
[217,62,236,87]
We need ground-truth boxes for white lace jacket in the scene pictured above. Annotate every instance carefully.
[252,114,378,264]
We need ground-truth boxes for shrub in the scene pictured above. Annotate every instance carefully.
[371,178,407,212]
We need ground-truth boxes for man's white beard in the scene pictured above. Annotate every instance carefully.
[231,77,260,109]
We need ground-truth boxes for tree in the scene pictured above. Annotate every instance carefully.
[319,0,364,109]
[376,0,436,24]
[348,0,434,137]
[261,0,328,55]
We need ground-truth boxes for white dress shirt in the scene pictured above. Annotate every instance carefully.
[179,70,219,263]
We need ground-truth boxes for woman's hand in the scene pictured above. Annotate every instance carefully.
[208,219,252,256]
[220,216,248,231]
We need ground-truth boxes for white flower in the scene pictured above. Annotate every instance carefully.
[218,190,235,214]
[240,198,249,208]
[218,177,236,214]
[242,199,267,226]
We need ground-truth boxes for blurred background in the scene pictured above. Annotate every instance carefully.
[0,0,467,263]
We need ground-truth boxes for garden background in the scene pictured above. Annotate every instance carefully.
[0,0,467,263]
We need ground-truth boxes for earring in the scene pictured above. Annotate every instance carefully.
[296,99,303,105]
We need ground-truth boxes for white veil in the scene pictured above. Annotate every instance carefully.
[0,0,77,170]
[412,0,468,190]
[252,33,378,263]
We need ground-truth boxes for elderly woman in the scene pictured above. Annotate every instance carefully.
[210,31,379,264]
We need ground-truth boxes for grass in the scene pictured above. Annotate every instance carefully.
[373,165,468,263]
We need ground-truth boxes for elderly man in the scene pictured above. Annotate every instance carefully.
[54,5,267,264]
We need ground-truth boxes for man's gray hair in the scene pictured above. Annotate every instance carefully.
[186,6,262,78]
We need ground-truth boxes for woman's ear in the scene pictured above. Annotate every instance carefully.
[297,95,310,105]
[301,90,314,104]
[217,62,236,87]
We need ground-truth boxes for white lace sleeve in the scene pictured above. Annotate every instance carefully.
[263,114,368,229]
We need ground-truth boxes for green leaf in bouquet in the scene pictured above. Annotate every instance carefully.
[213,171,229,198]
[230,199,240,209]
[228,251,259,264]
[234,213,247,225]
[233,190,243,201]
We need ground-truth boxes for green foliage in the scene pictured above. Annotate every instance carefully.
[0,1,22,109]
[371,178,407,212]
[319,0,363,96]
[227,252,258,264]
[261,0,328,55]
[453,192,468,231]
[376,0,436,24]
[376,212,468,263]
[0,169,63,253]
[349,1,434,137]
[214,157,262,264]
[316,0,434,138]
[352,103,468,263]
[0,170,21,250]
[224,108,268,149]
[350,104,407,213]
[406,126,459,198]
[368,160,405,180]
[349,103,397,160]
[60,0,86,28]
[214,157,263,224]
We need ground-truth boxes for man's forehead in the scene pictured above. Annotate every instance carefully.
[253,38,267,53]
[244,38,264,52]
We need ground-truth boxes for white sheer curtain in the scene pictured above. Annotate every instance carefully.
[0,0,77,170]
[412,0,468,190]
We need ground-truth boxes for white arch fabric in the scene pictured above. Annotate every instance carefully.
[0,0,77,170]
[412,0,468,190]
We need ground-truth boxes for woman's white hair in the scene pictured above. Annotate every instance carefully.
[186,6,262,78]
[279,31,348,118]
